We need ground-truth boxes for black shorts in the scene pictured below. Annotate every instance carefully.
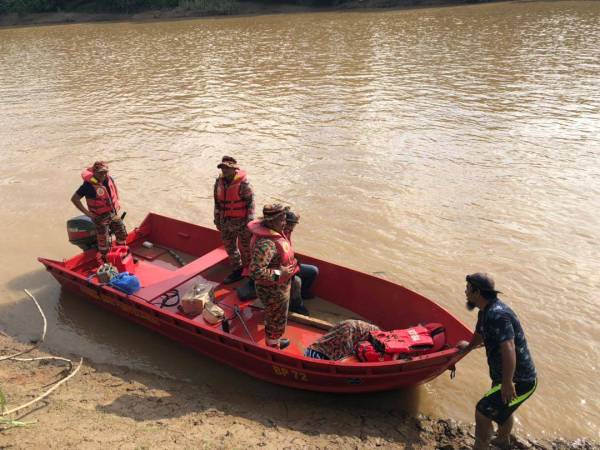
[476,379,537,424]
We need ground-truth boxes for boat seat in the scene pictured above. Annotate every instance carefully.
[133,246,228,302]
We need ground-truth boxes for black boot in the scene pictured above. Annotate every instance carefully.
[267,337,290,350]
[290,304,310,316]
[290,289,309,316]
[223,267,243,284]
[236,279,257,300]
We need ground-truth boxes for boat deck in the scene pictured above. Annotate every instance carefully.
[74,238,362,360]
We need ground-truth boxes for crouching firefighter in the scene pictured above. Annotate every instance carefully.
[70,161,127,264]
[248,204,299,349]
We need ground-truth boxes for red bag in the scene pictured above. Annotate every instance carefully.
[107,245,135,273]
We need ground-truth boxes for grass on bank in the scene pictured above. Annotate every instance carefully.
[0,388,31,429]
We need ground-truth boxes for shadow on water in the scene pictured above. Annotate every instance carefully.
[5,267,51,292]
[2,270,426,443]
[1,268,61,342]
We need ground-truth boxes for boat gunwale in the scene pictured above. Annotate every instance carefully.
[37,262,465,377]
[37,212,471,384]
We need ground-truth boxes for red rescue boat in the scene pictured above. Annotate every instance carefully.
[39,212,472,393]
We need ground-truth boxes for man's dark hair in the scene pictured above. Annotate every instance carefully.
[466,273,501,301]
[478,288,498,301]
[285,208,300,224]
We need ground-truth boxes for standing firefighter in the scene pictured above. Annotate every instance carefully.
[70,161,127,263]
[457,273,537,450]
[213,156,255,284]
[249,204,298,349]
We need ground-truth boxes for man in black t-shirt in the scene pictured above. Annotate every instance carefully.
[457,273,537,450]
[71,161,127,262]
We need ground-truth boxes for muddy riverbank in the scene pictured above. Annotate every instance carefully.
[0,335,597,449]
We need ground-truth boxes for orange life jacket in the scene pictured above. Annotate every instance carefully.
[247,219,299,285]
[215,170,248,219]
[355,323,446,362]
[81,168,120,216]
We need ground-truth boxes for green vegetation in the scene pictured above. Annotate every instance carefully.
[0,0,177,14]
[178,0,237,14]
[0,385,35,429]
[0,388,27,429]
[0,0,353,15]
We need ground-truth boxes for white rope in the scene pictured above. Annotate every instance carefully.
[11,356,74,370]
[0,289,83,417]
[1,358,83,416]
[0,289,47,361]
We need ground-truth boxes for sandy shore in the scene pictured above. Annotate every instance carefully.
[0,335,597,449]
[0,0,501,29]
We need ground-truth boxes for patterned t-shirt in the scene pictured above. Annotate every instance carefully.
[476,299,537,383]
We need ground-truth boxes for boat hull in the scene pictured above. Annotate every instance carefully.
[39,213,471,393]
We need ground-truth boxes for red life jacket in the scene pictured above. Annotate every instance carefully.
[355,323,446,362]
[246,219,299,285]
[81,168,120,216]
[283,228,293,243]
[241,226,294,278]
[215,170,248,219]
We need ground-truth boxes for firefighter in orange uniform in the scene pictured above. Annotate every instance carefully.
[248,204,298,349]
[70,161,127,263]
[214,156,255,284]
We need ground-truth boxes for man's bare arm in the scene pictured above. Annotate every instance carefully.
[456,332,484,355]
[500,339,517,404]
[71,193,94,218]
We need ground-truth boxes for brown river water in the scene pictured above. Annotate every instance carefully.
[0,0,598,440]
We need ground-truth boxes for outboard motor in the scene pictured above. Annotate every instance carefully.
[67,215,97,250]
